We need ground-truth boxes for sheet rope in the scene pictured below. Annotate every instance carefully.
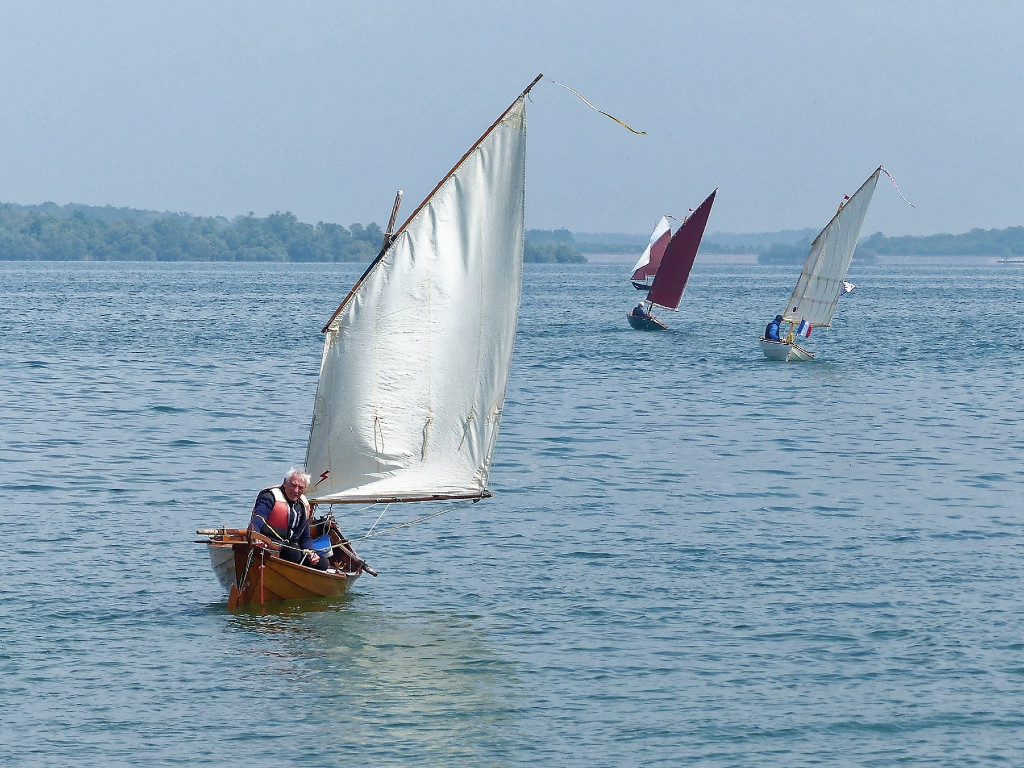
[345,498,480,543]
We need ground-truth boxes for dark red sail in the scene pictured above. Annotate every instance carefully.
[647,189,717,311]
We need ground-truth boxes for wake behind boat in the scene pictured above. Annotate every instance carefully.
[760,167,881,361]
[627,190,716,331]
[198,74,540,607]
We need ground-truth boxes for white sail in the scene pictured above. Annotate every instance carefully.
[304,95,528,503]
[630,216,671,280]
[782,167,881,328]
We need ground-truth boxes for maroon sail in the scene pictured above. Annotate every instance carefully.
[646,189,717,310]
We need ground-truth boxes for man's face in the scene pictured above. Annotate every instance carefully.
[283,477,307,501]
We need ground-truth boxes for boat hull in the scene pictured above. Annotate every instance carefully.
[631,280,651,291]
[200,527,364,608]
[208,543,237,592]
[759,338,814,361]
[627,313,668,331]
[225,543,360,608]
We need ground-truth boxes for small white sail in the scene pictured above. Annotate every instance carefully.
[782,167,881,328]
[305,96,528,503]
[630,216,672,281]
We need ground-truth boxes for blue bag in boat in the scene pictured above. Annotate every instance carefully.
[310,535,333,557]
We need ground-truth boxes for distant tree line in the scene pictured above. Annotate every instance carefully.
[756,227,1024,264]
[858,227,1024,258]
[0,203,383,262]
[10,200,1017,264]
[577,228,817,257]
[524,228,586,263]
[0,203,586,263]
[756,240,820,265]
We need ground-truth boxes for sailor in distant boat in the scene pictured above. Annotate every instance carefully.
[764,314,783,341]
[632,302,650,318]
[248,468,329,570]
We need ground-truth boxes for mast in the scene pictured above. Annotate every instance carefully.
[381,189,403,250]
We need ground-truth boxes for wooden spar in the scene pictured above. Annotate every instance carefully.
[310,490,492,505]
[381,189,404,249]
[321,73,543,333]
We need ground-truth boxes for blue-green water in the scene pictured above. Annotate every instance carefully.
[2,260,1023,766]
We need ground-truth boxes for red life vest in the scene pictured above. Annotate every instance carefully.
[263,486,310,533]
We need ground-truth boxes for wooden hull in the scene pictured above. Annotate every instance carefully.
[626,313,668,331]
[759,337,814,361]
[225,543,360,608]
[199,526,366,608]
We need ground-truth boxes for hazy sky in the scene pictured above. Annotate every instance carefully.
[1,1,1020,237]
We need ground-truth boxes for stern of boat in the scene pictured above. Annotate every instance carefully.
[759,338,814,361]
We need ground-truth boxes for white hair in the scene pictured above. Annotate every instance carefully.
[284,468,311,486]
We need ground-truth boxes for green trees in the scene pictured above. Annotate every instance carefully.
[754,228,1024,263]
[857,228,1024,258]
[0,203,387,262]
[523,228,586,263]
[0,204,590,263]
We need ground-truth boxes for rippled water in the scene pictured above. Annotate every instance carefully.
[2,259,1023,766]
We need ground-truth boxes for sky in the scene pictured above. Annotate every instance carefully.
[1,1,1021,238]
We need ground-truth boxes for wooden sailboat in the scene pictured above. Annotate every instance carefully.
[200,521,370,608]
[626,189,717,331]
[629,216,672,291]
[198,74,541,607]
[760,167,880,361]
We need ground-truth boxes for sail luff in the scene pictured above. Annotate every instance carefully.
[647,189,717,311]
[781,168,881,327]
[304,82,531,504]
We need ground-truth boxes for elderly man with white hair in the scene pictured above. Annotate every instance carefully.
[247,468,329,570]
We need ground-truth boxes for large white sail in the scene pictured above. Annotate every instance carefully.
[304,95,528,504]
[782,167,881,328]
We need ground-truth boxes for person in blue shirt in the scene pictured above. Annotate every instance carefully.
[764,314,783,341]
[632,302,649,318]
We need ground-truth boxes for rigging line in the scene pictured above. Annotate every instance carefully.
[364,502,391,538]
[349,499,478,542]
[880,166,916,208]
[549,80,646,135]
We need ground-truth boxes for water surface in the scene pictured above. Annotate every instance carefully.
[1,259,1022,766]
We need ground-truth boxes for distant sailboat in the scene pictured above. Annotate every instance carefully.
[630,216,672,291]
[760,167,881,361]
[198,74,540,607]
[627,190,717,331]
